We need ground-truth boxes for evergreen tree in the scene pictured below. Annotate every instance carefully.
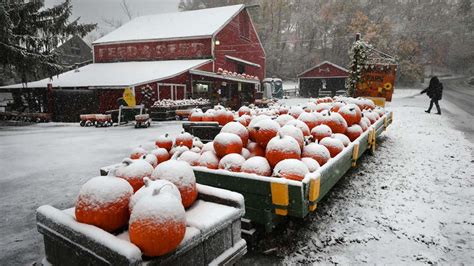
[0,0,96,85]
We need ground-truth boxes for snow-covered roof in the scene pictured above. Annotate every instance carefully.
[298,61,349,77]
[1,59,211,89]
[225,55,261,68]
[93,5,245,45]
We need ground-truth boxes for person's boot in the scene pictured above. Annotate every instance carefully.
[425,110,430,113]
[436,112,441,115]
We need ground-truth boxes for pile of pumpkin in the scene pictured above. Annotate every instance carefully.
[74,136,201,257]
[183,96,385,181]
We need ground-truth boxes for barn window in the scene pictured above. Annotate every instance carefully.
[240,13,250,39]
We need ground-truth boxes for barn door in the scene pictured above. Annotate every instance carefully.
[157,85,172,100]
[174,85,186,100]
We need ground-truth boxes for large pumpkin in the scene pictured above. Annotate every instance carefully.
[321,111,348,134]
[338,104,362,126]
[311,124,333,142]
[278,124,305,150]
[130,146,147,160]
[155,134,173,151]
[129,187,186,257]
[319,136,345,157]
[265,134,301,168]
[302,143,331,166]
[241,156,272,176]
[151,160,198,208]
[218,153,246,172]
[199,151,220,169]
[115,158,154,192]
[129,178,181,212]
[346,124,363,141]
[75,176,133,232]
[175,132,193,149]
[238,106,251,117]
[150,148,170,164]
[246,142,266,157]
[273,159,309,181]
[221,122,249,146]
[213,133,243,158]
[251,119,280,148]
[275,114,295,127]
[177,150,201,166]
[301,157,320,173]
[248,115,271,141]
[298,112,318,130]
[285,119,310,136]
[189,110,203,122]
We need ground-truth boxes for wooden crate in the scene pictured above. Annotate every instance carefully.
[36,184,247,265]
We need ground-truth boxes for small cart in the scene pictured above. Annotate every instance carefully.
[95,114,113,127]
[79,114,97,127]
[134,114,151,128]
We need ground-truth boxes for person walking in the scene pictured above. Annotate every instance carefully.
[420,76,443,115]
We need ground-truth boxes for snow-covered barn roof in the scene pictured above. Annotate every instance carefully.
[0,59,211,89]
[93,5,245,45]
[298,61,349,78]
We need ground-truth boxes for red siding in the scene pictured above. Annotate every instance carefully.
[94,38,212,63]
[299,62,349,78]
[214,10,265,79]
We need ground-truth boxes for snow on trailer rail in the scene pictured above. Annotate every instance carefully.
[192,111,393,233]
[36,184,247,266]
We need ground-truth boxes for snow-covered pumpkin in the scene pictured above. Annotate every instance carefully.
[193,137,204,149]
[189,111,203,122]
[201,141,215,154]
[177,150,201,166]
[278,124,305,150]
[363,110,380,124]
[321,111,348,134]
[319,137,345,157]
[248,115,271,141]
[221,122,249,146]
[130,146,147,160]
[302,143,331,166]
[238,106,251,117]
[333,133,351,147]
[285,119,311,136]
[129,187,186,257]
[346,124,364,141]
[151,159,198,208]
[150,148,170,164]
[330,101,346,112]
[251,119,281,148]
[265,134,301,168]
[218,153,246,172]
[213,132,243,158]
[202,109,216,122]
[199,151,219,169]
[241,156,272,176]
[75,176,133,232]
[241,148,251,159]
[155,134,173,152]
[129,177,181,212]
[246,142,266,157]
[311,124,333,142]
[175,132,193,149]
[288,106,304,119]
[298,112,318,130]
[338,104,362,126]
[116,158,154,192]
[140,154,158,167]
[301,157,320,173]
[273,159,309,181]
[275,114,295,127]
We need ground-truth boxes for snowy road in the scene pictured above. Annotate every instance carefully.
[0,89,473,265]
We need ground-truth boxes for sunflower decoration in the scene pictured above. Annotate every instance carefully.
[384,82,393,91]
[377,87,383,93]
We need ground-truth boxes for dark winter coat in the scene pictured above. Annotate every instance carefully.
[421,77,443,101]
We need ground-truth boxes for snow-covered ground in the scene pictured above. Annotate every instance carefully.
[0,89,473,264]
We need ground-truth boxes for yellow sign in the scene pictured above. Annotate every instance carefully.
[123,87,136,107]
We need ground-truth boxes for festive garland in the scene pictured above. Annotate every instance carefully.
[347,40,372,96]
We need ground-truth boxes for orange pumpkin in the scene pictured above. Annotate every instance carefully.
[215,109,230,126]
[241,156,272,176]
[150,148,170,164]
[275,114,295,127]
[346,124,363,141]
[151,159,198,208]
[221,122,249,146]
[177,150,201,166]
[189,111,203,122]
[265,134,301,168]
[338,104,362,126]
[75,176,133,232]
[311,124,333,142]
[319,136,345,157]
[218,153,246,172]
[140,154,158,167]
[333,133,351,147]
[248,115,271,142]
[201,141,215,154]
[273,159,309,181]
[278,124,305,150]
[199,151,219,169]
[202,110,215,122]
[285,119,311,136]
[129,178,181,212]
[130,146,147,160]
[321,111,348,134]
[301,157,320,172]
[288,106,304,119]
[238,106,251,117]
[116,158,154,192]
[252,119,281,148]
[298,112,318,130]
[175,132,193,149]
[302,143,331,166]
[129,188,186,256]
[246,142,266,157]
[155,134,173,151]
[213,133,243,158]
[330,101,346,112]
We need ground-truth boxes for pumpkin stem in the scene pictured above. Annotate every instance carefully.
[143,177,151,187]
[254,126,260,131]
[122,158,133,166]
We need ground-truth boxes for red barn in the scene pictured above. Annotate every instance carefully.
[1,5,265,120]
[298,61,349,98]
